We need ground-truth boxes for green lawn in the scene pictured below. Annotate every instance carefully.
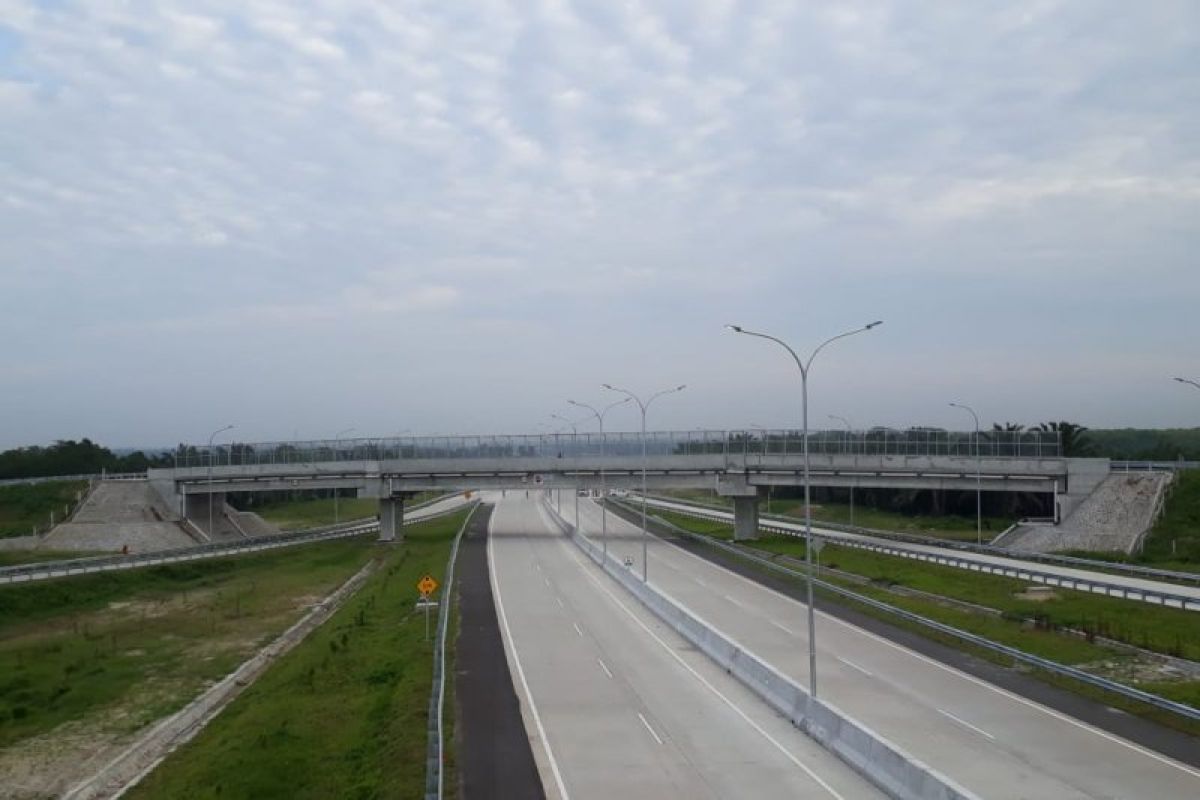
[645,507,1199,728]
[0,538,375,749]
[652,509,1200,662]
[126,508,470,800]
[0,481,88,538]
[255,497,380,530]
[0,549,106,567]
[660,489,1011,541]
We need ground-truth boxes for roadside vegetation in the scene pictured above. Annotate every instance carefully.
[645,508,1200,719]
[127,508,470,800]
[243,490,446,531]
[662,489,1011,542]
[0,537,376,790]
[0,480,88,538]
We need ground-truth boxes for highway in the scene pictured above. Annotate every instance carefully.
[636,495,1200,609]
[557,494,1200,799]
[486,493,886,799]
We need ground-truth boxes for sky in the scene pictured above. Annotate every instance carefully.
[1,1,1198,450]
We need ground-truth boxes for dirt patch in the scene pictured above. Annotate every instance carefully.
[1013,585,1059,602]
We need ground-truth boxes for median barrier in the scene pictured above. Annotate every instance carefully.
[543,499,978,800]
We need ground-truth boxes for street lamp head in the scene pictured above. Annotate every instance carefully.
[725,324,743,333]
[602,383,614,390]
[676,384,687,391]
[866,320,883,330]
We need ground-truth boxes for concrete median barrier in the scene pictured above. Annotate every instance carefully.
[544,499,978,800]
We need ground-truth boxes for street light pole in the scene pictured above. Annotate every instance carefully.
[1175,377,1200,391]
[602,383,686,582]
[551,413,583,532]
[727,321,882,699]
[334,427,354,524]
[569,397,632,561]
[828,414,855,526]
[949,403,982,546]
[207,424,234,539]
[750,424,772,514]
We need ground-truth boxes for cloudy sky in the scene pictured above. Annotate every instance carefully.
[2,1,1198,449]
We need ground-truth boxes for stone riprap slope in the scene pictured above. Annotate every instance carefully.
[1005,472,1172,554]
[39,481,198,553]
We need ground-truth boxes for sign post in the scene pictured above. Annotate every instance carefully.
[417,574,440,641]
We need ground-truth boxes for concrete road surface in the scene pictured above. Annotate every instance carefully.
[488,494,886,800]
[557,494,1200,800]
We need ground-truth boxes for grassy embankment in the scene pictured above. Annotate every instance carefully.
[126,508,470,799]
[650,508,1200,714]
[0,480,88,538]
[661,489,1010,542]
[0,538,377,751]
[253,491,446,531]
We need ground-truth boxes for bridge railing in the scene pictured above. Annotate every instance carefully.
[170,429,1061,469]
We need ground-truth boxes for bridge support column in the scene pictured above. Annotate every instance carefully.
[379,496,404,543]
[733,495,760,541]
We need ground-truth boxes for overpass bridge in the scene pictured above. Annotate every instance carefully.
[149,428,1104,541]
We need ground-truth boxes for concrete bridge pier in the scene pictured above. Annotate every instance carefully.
[379,496,404,543]
[732,496,760,541]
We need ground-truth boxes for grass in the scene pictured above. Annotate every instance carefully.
[252,492,447,531]
[255,497,380,530]
[126,508,471,800]
[661,489,1011,541]
[652,509,1200,662]
[0,481,88,538]
[0,549,107,567]
[643,507,1200,731]
[0,537,375,748]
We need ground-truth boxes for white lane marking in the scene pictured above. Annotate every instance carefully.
[572,622,584,637]
[652,531,1200,780]
[637,712,664,745]
[488,512,571,800]
[723,593,747,609]
[597,658,614,679]
[694,576,709,588]
[535,562,542,572]
[836,656,873,678]
[556,597,565,609]
[564,546,846,799]
[770,619,799,636]
[938,709,995,740]
[544,576,551,587]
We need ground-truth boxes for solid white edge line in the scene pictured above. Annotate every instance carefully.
[488,507,571,800]
[572,622,584,637]
[938,709,995,741]
[561,538,847,800]
[632,504,1200,780]
[597,658,614,679]
[556,597,565,608]
[637,712,665,745]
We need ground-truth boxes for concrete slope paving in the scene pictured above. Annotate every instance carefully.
[638,495,1200,608]
[42,481,196,552]
[489,495,884,800]
[565,498,1200,800]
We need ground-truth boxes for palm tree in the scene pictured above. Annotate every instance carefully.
[1035,421,1094,457]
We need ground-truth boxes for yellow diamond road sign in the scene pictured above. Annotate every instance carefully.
[417,574,439,596]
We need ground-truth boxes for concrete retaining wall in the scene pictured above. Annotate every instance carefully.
[545,500,978,800]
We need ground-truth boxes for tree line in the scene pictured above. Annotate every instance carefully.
[0,439,173,480]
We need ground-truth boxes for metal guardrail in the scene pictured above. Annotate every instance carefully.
[0,500,468,585]
[632,506,1200,725]
[0,472,148,487]
[650,500,1200,611]
[641,493,1200,588]
[1112,460,1200,471]
[171,428,1062,469]
[424,503,479,800]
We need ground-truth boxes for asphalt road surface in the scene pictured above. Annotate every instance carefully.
[557,493,1200,800]
[487,493,886,800]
